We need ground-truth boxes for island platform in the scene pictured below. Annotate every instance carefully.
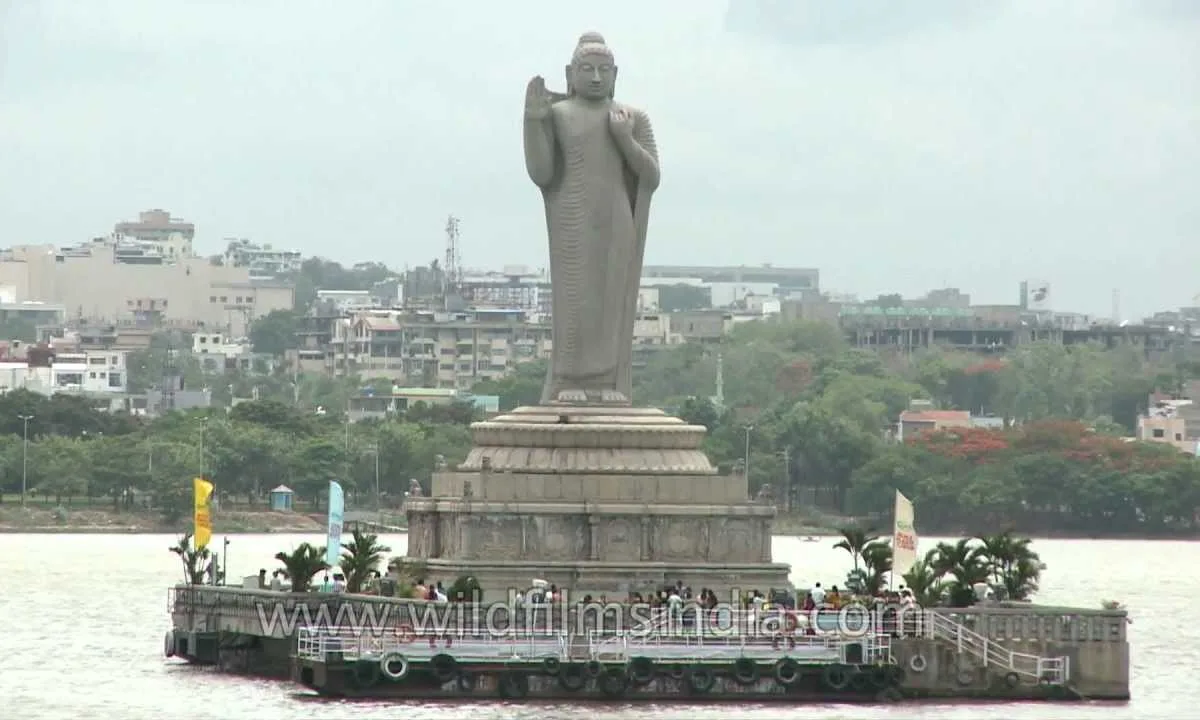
[165,586,1130,702]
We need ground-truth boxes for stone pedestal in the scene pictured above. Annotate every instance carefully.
[405,405,791,601]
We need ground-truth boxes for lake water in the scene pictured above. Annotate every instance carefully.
[0,533,1183,719]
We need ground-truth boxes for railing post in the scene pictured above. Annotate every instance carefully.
[982,638,988,666]
[1008,650,1014,670]
[956,624,963,653]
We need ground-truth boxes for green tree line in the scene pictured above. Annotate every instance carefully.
[0,390,475,519]
[11,311,1200,537]
[633,320,1197,536]
[460,319,1200,536]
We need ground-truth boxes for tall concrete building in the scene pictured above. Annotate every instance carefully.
[291,307,552,389]
[0,210,293,337]
[113,208,195,244]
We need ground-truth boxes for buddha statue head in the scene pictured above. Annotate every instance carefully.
[566,31,617,100]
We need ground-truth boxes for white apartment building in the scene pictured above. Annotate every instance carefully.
[317,308,552,390]
[223,239,303,278]
[459,267,551,315]
[0,349,128,394]
[316,290,379,312]
[193,332,265,373]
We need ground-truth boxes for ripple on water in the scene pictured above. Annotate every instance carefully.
[0,533,1175,719]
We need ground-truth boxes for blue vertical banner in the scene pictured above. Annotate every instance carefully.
[326,480,344,568]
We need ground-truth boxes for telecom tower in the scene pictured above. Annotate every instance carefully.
[443,215,462,307]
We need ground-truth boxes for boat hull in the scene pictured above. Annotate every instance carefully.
[290,656,920,702]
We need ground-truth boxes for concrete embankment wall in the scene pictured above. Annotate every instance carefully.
[906,605,1129,700]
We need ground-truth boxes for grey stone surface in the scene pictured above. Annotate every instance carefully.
[525,32,660,406]
[407,500,776,565]
[462,405,715,475]
[403,31,792,601]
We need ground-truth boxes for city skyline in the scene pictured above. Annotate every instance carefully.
[1,1,1196,320]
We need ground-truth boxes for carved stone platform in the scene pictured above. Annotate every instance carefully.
[460,405,715,475]
[405,404,793,601]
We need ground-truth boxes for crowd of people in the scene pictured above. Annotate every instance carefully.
[800,583,916,611]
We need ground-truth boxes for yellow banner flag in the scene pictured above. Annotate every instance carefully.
[194,478,214,549]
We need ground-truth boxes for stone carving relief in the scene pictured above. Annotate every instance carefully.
[601,517,640,562]
[532,516,587,561]
[543,527,569,554]
[465,516,522,561]
[709,518,755,563]
[664,519,695,560]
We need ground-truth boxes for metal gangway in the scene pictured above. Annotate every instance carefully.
[922,610,1069,684]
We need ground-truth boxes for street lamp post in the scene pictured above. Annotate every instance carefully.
[371,443,381,524]
[18,414,33,506]
[744,424,754,483]
[199,417,208,479]
[779,446,792,513]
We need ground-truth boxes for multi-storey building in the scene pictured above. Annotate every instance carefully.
[223,239,303,278]
[316,290,380,313]
[0,288,66,340]
[779,295,1182,358]
[0,220,293,337]
[457,267,551,317]
[1137,401,1194,453]
[0,344,128,395]
[289,308,344,375]
[114,208,195,242]
[301,307,551,390]
[55,324,155,352]
[643,264,820,297]
[193,332,268,373]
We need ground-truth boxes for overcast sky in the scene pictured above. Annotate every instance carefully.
[1,1,1196,319]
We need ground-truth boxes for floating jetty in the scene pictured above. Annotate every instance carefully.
[164,586,1130,702]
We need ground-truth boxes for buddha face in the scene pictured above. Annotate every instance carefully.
[568,51,616,100]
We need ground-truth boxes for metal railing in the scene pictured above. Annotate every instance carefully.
[586,608,893,665]
[924,610,1069,684]
[294,626,566,664]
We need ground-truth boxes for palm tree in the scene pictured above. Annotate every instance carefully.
[998,555,1042,601]
[901,549,946,606]
[169,532,210,585]
[833,526,880,573]
[976,530,1042,601]
[274,542,328,593]
[858,540,894,596]
[931,539,990,607]
[339,529,392,593]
